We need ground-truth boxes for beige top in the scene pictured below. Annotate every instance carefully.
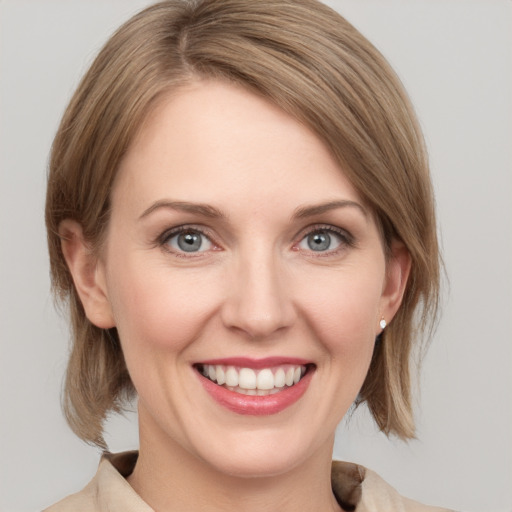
[44,452,455,512]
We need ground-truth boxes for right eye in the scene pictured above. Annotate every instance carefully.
[298,229,343,253]
[164,228,213,254]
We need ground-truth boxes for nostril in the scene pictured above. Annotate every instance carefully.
[219,263,296,339]
[221,306,296,340]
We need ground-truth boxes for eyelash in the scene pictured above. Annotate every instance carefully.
[157,224,355,257]
[158,225,217,257]
[294,224,355,256]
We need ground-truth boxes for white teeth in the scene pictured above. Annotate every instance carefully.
[274,368,285,388]
[225,366,238,387]
[239,368,257,389]
[256,368,274,390]
[225,386,284,396]
[200,363,308,393]
[215,365,225,385]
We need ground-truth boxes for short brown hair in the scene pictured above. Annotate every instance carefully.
[46,0,440,448]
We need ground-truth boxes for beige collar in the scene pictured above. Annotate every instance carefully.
[45,451,454,512]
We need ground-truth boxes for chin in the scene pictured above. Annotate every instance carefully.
[193,428,324,480]
[207,449,306,479]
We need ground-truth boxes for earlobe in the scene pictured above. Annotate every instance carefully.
[380,240,411,328]
[59,219,115,329]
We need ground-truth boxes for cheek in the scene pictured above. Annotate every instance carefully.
[107,258,221,356]
[297,266,384,359]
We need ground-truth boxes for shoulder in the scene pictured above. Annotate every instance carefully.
[331,460,456,512]
[43,477,98,512]
[44,453,454,512]
[43,452,151,512]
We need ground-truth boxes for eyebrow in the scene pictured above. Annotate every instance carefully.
[139,199,367,222]
[139,200,227,220]
[293,200,368,219]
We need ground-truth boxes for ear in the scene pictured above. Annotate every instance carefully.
[378,240,411,332]
[59,219,115,329]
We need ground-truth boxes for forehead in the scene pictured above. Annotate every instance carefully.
[113,79,363,217]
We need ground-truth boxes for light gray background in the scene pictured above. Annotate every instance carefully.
[1,1,511,511]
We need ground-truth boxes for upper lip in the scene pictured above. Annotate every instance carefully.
[194,357,312,369]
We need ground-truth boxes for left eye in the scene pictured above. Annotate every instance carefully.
[167,230,213,253]
[298,229,344,252]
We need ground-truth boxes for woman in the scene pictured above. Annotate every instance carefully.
[44,0,450,510]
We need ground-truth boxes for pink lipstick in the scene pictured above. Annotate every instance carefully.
[194,357,314,415]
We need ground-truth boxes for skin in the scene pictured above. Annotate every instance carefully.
[61,80,410,512]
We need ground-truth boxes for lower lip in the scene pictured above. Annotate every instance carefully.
[197,369,314,416]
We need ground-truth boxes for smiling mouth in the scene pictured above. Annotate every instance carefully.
[195,363,312,396]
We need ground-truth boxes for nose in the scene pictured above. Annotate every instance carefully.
[220,248,296,340]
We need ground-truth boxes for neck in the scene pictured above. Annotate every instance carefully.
[128,408,341,512]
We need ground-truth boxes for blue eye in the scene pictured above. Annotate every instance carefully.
[298,229,344,252]
[167,229,213,253]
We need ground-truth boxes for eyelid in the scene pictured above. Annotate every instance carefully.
[157,224,220,255]
[155,222,355,257]
[293,224,355,253]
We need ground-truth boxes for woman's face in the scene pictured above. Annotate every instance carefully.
[83,80,408,477]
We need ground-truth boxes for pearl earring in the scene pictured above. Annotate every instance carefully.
[379,318,387,330]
